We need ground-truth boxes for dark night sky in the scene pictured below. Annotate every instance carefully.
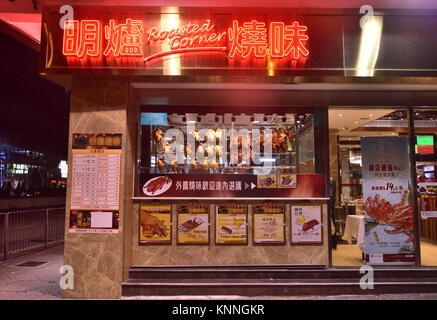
[0,30,70,159]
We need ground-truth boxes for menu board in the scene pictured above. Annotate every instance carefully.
[253,204,285,244]
[418,178,437,219]
[291,205,322,244]
[139,205,172,244]
[177,204,209,244]
[216,204,248,245]
[69,133,122,234]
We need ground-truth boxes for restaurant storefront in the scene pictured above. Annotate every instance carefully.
[39,5,437,298]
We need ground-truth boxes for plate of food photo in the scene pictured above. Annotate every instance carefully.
[179,217,205,233]
[280,175,296,187]
[298,218,320,233]
[143,176,172,196]
[259,176,276,187]
[219,226,234,235]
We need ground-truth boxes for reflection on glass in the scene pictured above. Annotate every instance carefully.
[355,15,383,77]
[138,112,314,176]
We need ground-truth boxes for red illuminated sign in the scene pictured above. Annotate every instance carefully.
[63,20,102,58]
[62,18,309,64]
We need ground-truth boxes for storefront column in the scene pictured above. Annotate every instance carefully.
[63,80,129,299]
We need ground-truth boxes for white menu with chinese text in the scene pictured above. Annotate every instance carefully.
[71,149,121,210]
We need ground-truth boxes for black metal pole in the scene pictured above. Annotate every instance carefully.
[4,213,9,260]
[408,107,422,266]
[314,107,332,267]
[45,209,49,250]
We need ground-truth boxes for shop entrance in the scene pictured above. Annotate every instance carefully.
[330,107,437,266]
[413,108,437,266]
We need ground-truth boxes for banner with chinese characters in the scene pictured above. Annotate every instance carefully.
[69,133,122,234]
[140,205,172,244]
[253,204,285,244]
[41,6,349,75]
[418,177,437,219]
[290,205,322,244]
[361,137,415,264]
[216,204,248,244]
[177,204,210,244]
[69,210,119,234]
[138,173,324,198]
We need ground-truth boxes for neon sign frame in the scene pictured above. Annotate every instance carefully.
[61,17,310,64]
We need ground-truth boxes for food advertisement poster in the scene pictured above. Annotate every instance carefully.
[257,174,277,188]
[139,173,324,198]
[291,206,322,244]
[69,210,119,233]
[253,204,285,244]
[216,205,248,245]
[177,204,209,244]
[140,205,172,244]
[278,174,297,188]
[69,133,122,234]
[361,137,415,264]
[418,177,437,219]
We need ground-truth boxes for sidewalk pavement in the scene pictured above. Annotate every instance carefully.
[1,246,437,300]
[0,246,63,300]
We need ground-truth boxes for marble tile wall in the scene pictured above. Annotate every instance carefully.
[132,200,329,266]
[63,80,128,299]
[63,80,330,298]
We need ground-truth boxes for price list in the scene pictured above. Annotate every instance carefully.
[71,150,121,210]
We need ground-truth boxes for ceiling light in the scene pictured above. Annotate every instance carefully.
[339,114,343,117]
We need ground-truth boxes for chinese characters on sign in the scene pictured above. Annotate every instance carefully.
[69,134,122,234]
[62,18,309,63]
[418,177,437,219]
[290,205,322,244]
[228,20,309,59]
[176,180,243,191]
[216,204,248,244]
[140,205,172,244]
[253,204,285,244]
[139,173,325,198]
[361,137,415,264]
[177,204,210,244]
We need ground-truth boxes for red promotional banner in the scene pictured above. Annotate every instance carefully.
[138,173,326,198]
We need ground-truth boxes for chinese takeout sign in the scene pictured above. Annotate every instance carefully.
[41,6,312,71]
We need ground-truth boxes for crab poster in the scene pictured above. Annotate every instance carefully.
[139,205,172,244]
[361,137,415,264]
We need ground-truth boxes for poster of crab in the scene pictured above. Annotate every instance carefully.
[361,137,416,264]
